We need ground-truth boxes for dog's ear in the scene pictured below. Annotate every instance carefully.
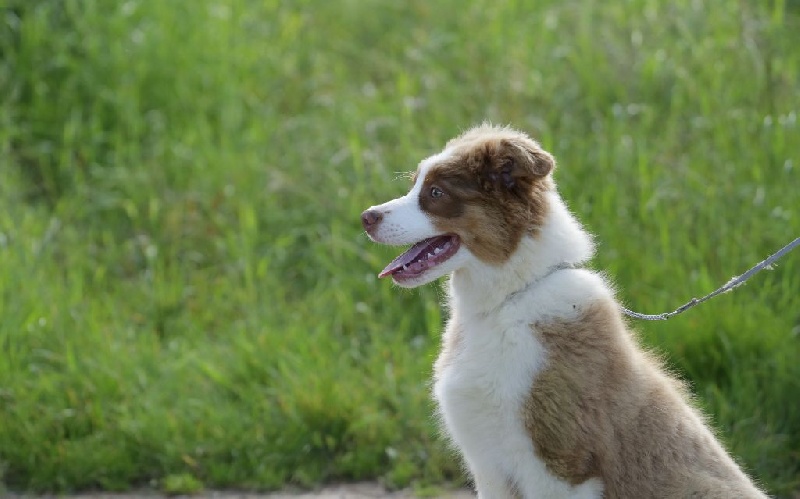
[493,138,554,189]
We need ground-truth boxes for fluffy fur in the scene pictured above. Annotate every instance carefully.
[362,124,766,498]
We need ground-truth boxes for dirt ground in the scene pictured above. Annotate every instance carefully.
[7,484,474,499]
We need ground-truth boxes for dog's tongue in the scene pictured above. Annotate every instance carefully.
[378,237,440,278]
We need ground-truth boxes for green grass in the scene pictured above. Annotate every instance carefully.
[1,0,799,495]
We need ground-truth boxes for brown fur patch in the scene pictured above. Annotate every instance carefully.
[524,301,765,498]
[416,126,555,264]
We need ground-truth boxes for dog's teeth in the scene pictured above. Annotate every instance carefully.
[427,252,435,258]
[433,247,442,255]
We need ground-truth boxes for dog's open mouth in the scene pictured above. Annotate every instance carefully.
[378,235,461,281]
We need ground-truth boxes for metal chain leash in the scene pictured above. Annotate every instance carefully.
[621,236,800,321]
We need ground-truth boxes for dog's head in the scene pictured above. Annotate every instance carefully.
[361,124,555,288]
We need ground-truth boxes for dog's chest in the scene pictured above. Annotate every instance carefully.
[434,312,548,465]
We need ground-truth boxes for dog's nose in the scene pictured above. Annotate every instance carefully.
[361,209,383,233]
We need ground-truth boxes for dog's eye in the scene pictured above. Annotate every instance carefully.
[430,186,444,198]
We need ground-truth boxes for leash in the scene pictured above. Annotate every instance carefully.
[621,236,800,321]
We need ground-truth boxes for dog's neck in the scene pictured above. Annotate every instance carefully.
[447,191,595,315]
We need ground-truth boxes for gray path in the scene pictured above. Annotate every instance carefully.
[6,484,473,499]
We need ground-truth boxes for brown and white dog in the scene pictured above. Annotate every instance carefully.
[361,124,767,498]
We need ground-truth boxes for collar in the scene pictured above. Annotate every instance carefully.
[505,261,578,304]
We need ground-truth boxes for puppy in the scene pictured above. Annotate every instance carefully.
[361,124,767,498]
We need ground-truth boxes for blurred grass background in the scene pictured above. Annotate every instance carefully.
[0,0,798,496]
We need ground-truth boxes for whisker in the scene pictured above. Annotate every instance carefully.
[394,171,414,182]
